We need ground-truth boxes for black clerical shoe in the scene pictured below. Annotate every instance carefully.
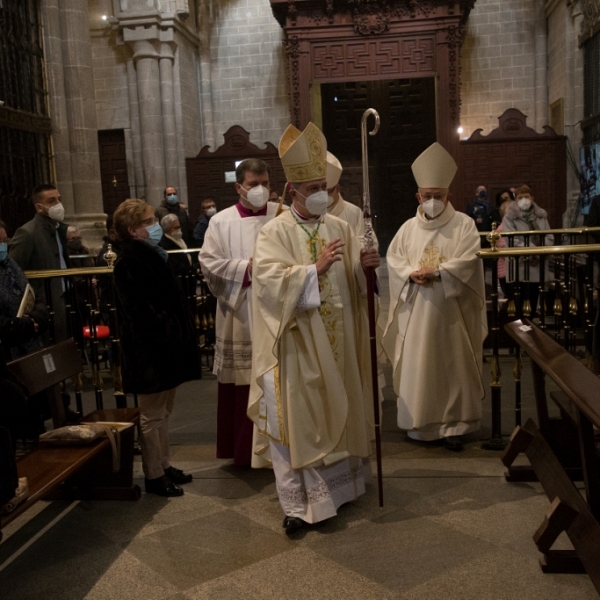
[164,466,193,484]
[443,435,464,452]
[145,475,184,497]
[282,516,305,534]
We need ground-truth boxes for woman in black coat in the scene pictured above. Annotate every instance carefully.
[112,199,201,497]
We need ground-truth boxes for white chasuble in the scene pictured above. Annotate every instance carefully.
[249,210,374,521]
[382,203,487,439]
[199,203,278,385]
[328,195,379,249]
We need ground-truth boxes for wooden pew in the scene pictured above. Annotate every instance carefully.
[502,318,600,592]
[1,340,140,535]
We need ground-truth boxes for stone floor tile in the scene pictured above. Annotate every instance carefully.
[124,508,294,590]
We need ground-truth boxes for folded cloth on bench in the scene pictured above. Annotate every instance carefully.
[40,424,107,445]
[40,423,132,472]
[1,477,29,514]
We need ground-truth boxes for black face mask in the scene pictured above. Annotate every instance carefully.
[478,190,487,199]
[68,239,83,252]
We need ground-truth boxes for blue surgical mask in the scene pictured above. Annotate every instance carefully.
[0,242,7,262]
[166,194,178,206]
[145,222,163,247]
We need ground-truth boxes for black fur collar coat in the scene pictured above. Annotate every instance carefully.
[113,239,201,394]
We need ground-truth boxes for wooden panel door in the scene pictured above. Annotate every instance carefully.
[321,77,436,254]
[98,129,130,216]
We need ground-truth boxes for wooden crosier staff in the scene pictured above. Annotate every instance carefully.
[361,108,383,507]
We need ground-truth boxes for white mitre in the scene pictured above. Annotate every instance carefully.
[279,122,327,183]
[411,142,457,189]
[326,151,343,188]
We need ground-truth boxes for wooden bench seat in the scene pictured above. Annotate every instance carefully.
[2,438,111,528]
[1,342,140,537]
[502,318,600,592]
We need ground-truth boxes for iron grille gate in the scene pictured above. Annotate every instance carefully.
[0,0,52,236]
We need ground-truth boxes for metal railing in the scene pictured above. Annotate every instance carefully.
[477,225,600,450]
[23,247,215,413]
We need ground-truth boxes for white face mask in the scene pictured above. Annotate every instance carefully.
[297,190,328,216]
[47,202,65,222]
[517,197,532,211]
[421,198,445,219]
[327,195,336,208]
[205,207,217,217]
[243,185,269,208]
[170,230,183,241]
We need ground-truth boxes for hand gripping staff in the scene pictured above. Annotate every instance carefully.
[361,108,383,507]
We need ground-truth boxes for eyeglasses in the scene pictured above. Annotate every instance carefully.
[139,217,157,226]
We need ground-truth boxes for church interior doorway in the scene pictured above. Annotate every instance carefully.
[321,78,436,254]
[98,129,131,217]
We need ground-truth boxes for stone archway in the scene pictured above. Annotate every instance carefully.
[269,0,476,162]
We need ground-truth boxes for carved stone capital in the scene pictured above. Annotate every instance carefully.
[579,0,600,44]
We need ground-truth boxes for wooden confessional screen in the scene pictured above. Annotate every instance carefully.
[458,109,567,228]
[185,126,287,222]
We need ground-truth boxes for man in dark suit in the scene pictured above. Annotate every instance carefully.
[9,184,71,342]
[8,184,78,422]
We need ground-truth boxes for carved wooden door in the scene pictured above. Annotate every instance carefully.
[98,129,130,216]
[321,77,436,253]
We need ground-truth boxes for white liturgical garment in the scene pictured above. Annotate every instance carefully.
[382,203,487,439]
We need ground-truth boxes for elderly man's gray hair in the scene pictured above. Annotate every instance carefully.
[160,213,180,231]
[67,225,80,236]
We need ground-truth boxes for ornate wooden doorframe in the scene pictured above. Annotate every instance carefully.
[269,0,475,160]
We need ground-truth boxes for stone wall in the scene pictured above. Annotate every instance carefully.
[198,0,290,150]
[460,0,537,137]
[461,0,584,220]
[546,0,585,222]
[91,31,130,131]
[174,30,203,196]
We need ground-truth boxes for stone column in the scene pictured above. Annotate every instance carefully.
[39,0,74,212]
[534,0,548,132]
[125,33,167,207]
[160,42,180,190]
[197,1,216,148]
[126,57,145,199]
[57,0,105,245]
[563,3,585,224]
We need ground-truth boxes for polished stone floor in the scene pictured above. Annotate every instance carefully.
[0,260,598,599]
[0,356,597,599]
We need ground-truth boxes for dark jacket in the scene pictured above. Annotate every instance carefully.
[9,213,71,341]
[113,239,201,394]
[155,201,195,248]
[159,236,195,275]
[193,214,211,247]
[0,256,48,358]
[466,197,493,232]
